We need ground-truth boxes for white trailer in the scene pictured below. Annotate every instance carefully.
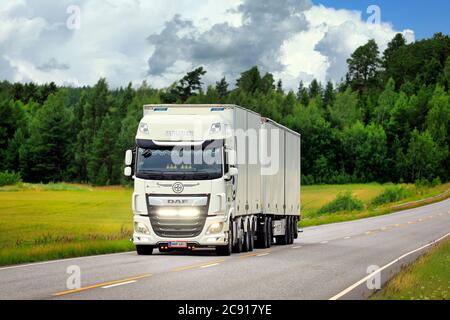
[124,104,301,256]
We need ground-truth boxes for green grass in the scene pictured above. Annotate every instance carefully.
[371,238,450,300]
[301,182,450,227]
[0,184,134,266]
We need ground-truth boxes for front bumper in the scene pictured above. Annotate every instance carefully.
[133,215,228,247]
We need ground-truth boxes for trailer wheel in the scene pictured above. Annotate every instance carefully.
[266,217,273,248]
[294,217,299,239]
[136,245,153,255]
[248,219,254,252]
[288,217,294,245]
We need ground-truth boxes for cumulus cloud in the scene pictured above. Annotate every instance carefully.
[37,58,70,71]
[147,0,312,83]
[0,0,415,90]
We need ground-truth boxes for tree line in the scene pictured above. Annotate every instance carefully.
[0,32,449,185]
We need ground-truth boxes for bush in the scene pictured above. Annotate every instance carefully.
[0,171,22,187]
[431,177,442,187]
[371,185,412,206]
[318,192,364,214]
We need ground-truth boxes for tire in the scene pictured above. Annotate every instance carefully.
[266,217,272,248]
[232,223,243,253]
[276,217,288,245]
[291,217,296,244]
[294,217,299,239]
[248,219,254,252]
[216,222,233,256]
[242,221,250,253]
[288,216,294,245]
[136,245,153,255]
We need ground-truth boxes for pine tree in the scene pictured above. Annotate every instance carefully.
[215,78,229,99]
[236,66,261,94]
[346,39,382,92]
[276,79,284,94]
[323,81,335,107]
[20,91,73,182]
[296,81,309,106]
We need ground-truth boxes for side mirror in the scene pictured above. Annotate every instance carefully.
[226,149,237,166]
[124,167,132,177]
[225,167,238,181]
[125,150,133,166]
[229,167,238,177]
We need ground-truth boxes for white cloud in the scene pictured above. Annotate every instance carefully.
[0,0,415,90]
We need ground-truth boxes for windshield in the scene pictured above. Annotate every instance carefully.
[136,140,224,180]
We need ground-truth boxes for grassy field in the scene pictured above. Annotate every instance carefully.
[371,238,450,300]
[0,183,134,266]
[301,182,450,227]
[0,182,449,266]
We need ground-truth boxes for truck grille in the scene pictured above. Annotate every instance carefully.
[147,195,209,238]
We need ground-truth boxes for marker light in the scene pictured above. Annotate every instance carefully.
[139,122,150,135]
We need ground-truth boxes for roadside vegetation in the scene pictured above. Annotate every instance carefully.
[317,191,364,214]
[0,183,134,266]
[301,182,450,227]
[371,238,450,300]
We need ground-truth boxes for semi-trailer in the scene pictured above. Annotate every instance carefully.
[124,104,301,256]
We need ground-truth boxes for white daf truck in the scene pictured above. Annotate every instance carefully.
[124,104,301,256]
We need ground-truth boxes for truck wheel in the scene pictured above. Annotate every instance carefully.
[248,220,254,252]
[266,217,272,248]
[242,222,250,253]
[289,217,295,244]
[294,217,299,239]
[216,224,233,256]
[136,245,153,255]
[287,217,293,245]
[232,227,243,253]
[256,217,268,249]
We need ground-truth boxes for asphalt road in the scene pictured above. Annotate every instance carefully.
[1,199,449,300]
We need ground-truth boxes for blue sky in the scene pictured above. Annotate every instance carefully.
[315,0,450,39]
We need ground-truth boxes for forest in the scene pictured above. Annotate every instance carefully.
[0,32,449,186]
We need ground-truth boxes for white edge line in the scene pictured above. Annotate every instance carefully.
[102,280,137,289]
[329,233,450,300]
[0,251,134,271]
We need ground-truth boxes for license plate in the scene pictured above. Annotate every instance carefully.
[168,241,188,248]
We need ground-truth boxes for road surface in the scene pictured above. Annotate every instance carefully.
[0,199,449,300]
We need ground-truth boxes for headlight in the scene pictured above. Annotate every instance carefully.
[135,222,150,235]
[210,123,222,134]
[157,208,200,218]
[139,122,150,135]
[206,222,224,235]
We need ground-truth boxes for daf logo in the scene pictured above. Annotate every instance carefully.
[168,199,188,205]
[172,182,184,194]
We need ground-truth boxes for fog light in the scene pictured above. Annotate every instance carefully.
[207,222,224,235]
[135,222,150,235]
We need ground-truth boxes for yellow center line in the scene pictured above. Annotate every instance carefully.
[52,274,152,296]
[172,260,226,272]
[238,251,271,259]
